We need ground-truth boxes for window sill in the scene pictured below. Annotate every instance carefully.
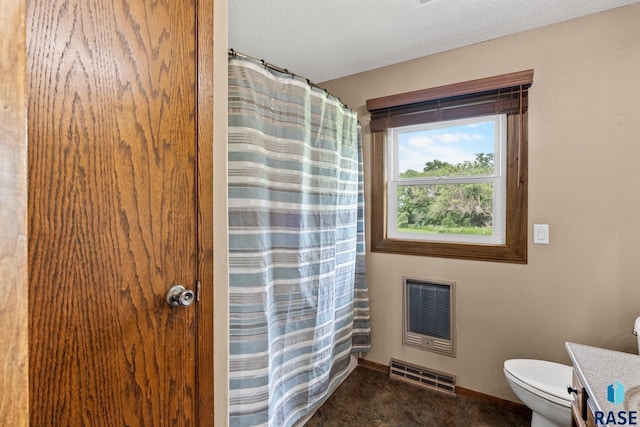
[371,236,527,264]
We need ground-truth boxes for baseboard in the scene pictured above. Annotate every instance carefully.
[456,385,531,416]
[357,358,530,416]
[357,358,391,374]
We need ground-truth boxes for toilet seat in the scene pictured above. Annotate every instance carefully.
[504,359,574,407]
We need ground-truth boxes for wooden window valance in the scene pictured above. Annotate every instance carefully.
[367,69,534,132]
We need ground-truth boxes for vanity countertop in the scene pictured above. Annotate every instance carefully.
[566,342,640,423]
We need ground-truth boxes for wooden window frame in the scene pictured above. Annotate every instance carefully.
[367,70,533,264]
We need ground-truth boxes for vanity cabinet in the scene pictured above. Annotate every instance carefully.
[567,341,640,427]
[571,369,597,427]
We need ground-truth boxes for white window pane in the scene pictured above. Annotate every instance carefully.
[394,183,496,241]
[396,117,498,178]
[387,114,506,245]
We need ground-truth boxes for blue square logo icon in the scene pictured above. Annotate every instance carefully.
[607,381,625,406]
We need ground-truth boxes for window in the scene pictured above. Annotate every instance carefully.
[367,70,533,263]
[388,114,506,244]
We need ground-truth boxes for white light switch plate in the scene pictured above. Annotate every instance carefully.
[533,224,549,244]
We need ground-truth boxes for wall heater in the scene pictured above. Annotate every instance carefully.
[402,276,456,357]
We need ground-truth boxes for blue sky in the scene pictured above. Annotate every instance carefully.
[397,119,496,174]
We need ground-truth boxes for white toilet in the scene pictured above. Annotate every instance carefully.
[503,359,573,427]
[505,316,640,427]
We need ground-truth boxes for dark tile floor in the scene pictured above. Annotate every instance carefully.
[305,366,531,427]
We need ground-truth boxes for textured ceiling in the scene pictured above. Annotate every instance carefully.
[229,0,639,83]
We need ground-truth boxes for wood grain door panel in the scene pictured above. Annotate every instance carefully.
[27,0,198,424]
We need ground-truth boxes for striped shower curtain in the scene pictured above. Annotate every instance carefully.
[228,55,370,427]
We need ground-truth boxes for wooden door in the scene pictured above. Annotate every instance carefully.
[27,0,212,425]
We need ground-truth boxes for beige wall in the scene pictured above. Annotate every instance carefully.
[214,0,229,424]
[321,4,640,401]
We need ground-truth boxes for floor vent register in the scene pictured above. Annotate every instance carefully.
[389,358,456,395]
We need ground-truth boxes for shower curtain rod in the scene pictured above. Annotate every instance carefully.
[228,48,352,111]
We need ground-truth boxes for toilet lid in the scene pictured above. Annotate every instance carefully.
[504,359,574,406]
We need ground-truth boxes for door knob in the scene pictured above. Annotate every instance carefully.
[166,284,195,307]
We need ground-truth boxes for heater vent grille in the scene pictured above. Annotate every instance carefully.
[389,358,456,395]
[403,277,456,357]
